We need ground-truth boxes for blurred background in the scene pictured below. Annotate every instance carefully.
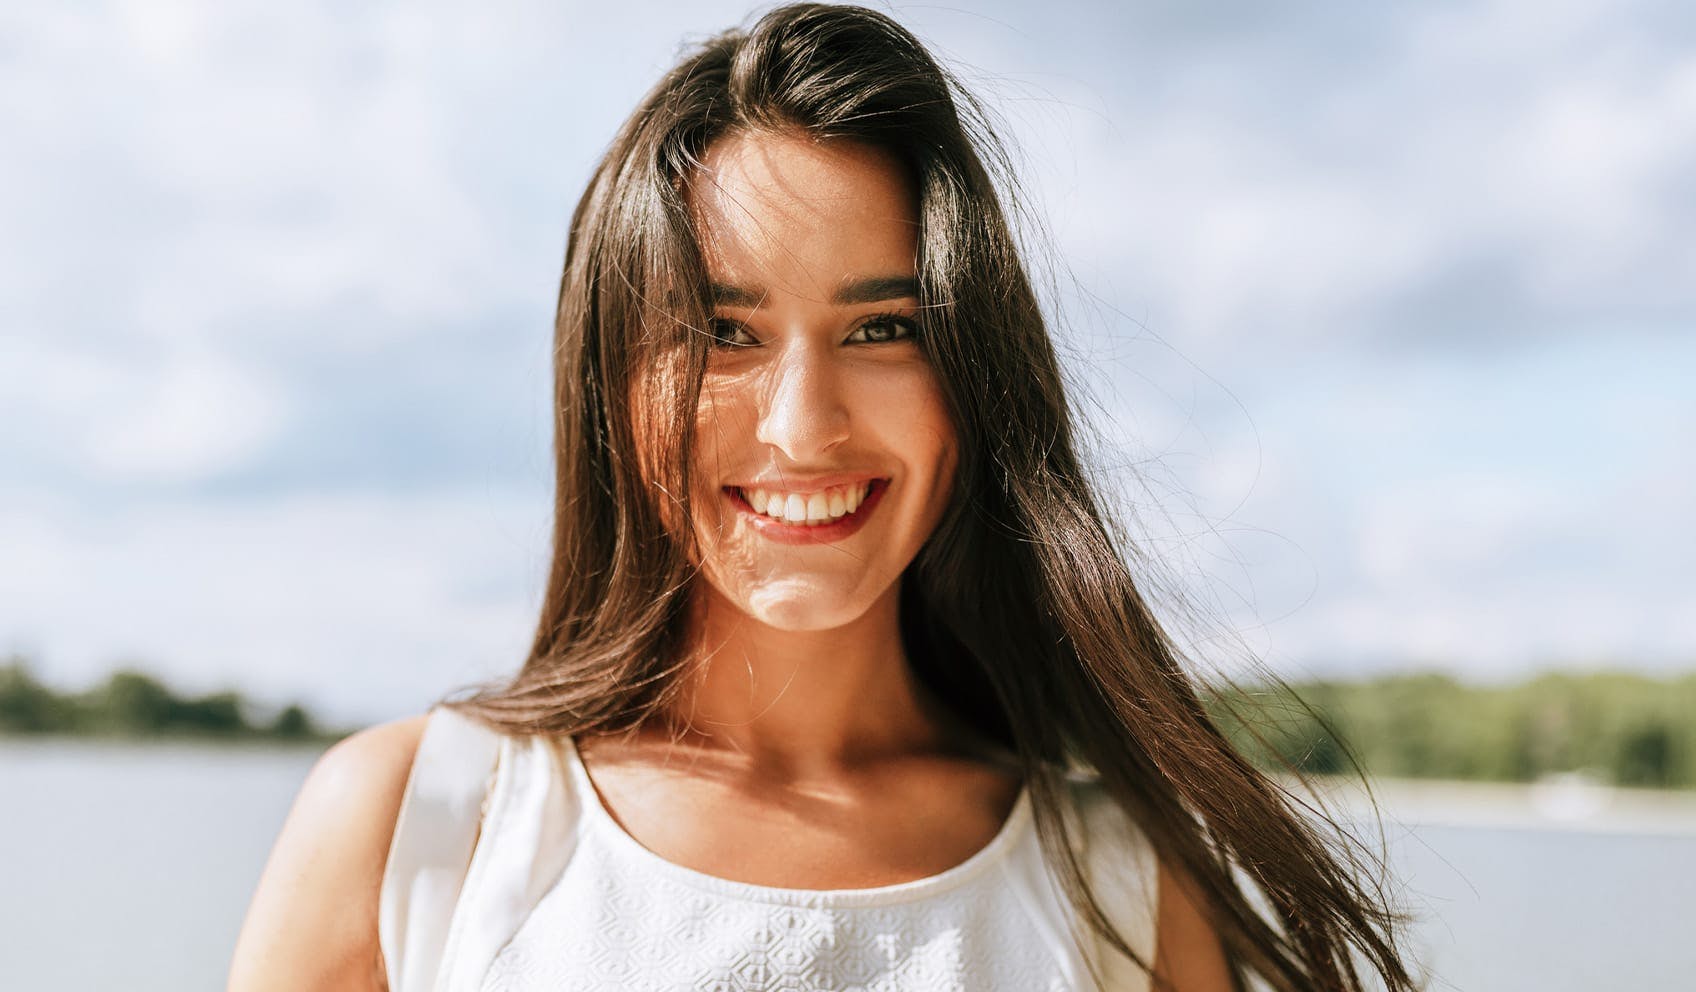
[1,0,1691,988]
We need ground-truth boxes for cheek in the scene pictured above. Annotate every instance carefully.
[692,374,759,479]
[855,364,958,493]
[907,372,960,524]
[688,375,764,545]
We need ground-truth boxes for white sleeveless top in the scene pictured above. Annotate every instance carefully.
[380,707,1159,992]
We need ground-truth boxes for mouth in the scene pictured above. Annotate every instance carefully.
[723,479,889,544]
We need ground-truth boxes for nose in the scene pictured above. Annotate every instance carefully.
[754,338,850,462]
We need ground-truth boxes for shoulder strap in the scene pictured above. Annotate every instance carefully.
[433,727,587,989]
[1070,778,1160,992]
[378,706,504,992]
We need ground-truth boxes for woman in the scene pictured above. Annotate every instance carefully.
[231,5,1419,991]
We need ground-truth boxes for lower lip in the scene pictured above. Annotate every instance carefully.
[725,480,889,545]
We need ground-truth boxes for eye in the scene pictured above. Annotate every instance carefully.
[846,313,920,344]
[708,317,759,348]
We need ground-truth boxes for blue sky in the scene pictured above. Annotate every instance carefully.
[3,0,1691,724]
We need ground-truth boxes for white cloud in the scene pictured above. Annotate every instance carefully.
[0,0,1690,716]
[93,353,284,482]
[967,0,1696,354]
[1353,473,1565,589]
[0,337,287,483]
[0,1,547,356]
[1079,335,1696,682]
[0,487,550,725]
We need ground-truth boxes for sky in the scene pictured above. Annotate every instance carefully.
[2,0,1692,725]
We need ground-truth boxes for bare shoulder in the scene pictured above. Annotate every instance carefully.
[227,713,432,992]
[1062,778,1232,989]
[1153,856,1235,992]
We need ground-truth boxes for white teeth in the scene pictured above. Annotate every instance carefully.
[741,482,875,525]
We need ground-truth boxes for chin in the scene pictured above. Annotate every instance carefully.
[741,581,878,632]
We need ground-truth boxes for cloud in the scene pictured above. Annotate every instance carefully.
[0,337,287,484]
[0,0,1690,718]
[0,486,550,725]
[1106,337,1696,681]
[940,0,1696,356]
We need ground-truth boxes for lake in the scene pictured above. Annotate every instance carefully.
[2,740,1692,990]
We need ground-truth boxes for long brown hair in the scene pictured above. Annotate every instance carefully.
[448,5,1421,990]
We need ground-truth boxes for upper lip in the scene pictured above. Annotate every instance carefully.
[725,473,885,495]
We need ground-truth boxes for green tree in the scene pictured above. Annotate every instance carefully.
[1615,722,1676,788]
[92,669,175,734]
[270,703,315,739]
[170,691,247,735]
[0,660,74,733]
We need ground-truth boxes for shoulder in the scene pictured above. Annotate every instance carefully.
[1061,773,1153,863]
[228,713,432,992]
[1152,857,1234,990]
[1057,775,1160,968]
[290,715,433,823]
[1061,776,1232,990]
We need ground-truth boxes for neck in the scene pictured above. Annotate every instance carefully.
[660,580,946,776]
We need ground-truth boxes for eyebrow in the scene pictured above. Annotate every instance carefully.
[708,275,919,309]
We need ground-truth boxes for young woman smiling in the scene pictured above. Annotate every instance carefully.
[230,6,1419,991]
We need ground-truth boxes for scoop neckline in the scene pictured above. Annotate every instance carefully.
[555,733,1032,908]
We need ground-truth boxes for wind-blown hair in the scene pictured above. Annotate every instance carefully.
[448,5,1420,990]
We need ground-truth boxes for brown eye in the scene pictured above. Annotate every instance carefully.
[708,318,758,348]
[847,314,919,344]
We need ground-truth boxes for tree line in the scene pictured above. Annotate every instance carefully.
[1204,669,1696,789]
[0,658,338,743]
[4,656,1693,788]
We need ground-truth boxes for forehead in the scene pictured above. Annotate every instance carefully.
[686,130,919,297]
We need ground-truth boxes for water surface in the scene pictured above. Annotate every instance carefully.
[2,741,1691,990]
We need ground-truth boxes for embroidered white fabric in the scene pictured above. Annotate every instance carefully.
[380,708,1158,992]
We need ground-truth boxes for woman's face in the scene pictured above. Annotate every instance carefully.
[680,129,957,632]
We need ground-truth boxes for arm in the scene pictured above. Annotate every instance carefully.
[227,715,429,992]
[1151,858,1235,992]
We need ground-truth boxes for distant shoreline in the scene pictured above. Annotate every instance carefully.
[1,660,347,744]
[1295,773,1696,835]
[6,733,1692,835]
[0,730,343,749]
